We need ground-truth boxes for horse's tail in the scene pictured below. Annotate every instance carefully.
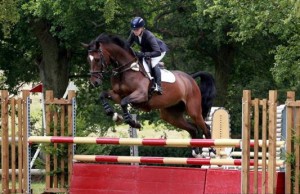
[191,71,217,119]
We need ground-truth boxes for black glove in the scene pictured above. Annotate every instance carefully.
[135,52,145,60]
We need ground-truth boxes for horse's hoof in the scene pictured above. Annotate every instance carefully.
[192,148,204,158]
[205,134,212,139]
[192,151,205,158]
[209,147,216,155]
[127,120,141,129]
[134,122,142,129]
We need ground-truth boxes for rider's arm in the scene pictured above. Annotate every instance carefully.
[143,31,161,58]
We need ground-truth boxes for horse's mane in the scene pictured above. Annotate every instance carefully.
[95,33,131,52]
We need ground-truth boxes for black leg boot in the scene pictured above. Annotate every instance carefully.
[152,65,163,95]
[150,65,156,91]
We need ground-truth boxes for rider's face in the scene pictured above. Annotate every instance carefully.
[132,27,143,36]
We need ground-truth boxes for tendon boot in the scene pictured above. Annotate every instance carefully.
[151,65,163,95]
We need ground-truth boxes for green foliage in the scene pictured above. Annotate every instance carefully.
[0,0,20,37]
[271,36,300,90]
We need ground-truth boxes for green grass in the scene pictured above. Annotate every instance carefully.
[107,120,190,139]
[0,181,45,194]
[31,181,45,194]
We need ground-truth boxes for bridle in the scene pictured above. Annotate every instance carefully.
[89,44,138,79]
[88,46,107,80]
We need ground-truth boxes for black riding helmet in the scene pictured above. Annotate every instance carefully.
[130,17,145,29]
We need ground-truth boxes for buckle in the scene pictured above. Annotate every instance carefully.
[112,71,118,76]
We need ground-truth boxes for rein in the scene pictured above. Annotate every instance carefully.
[111,58,138,76]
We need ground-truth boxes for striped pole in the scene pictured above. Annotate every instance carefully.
[28,136,285,148]
[73,155,285,166]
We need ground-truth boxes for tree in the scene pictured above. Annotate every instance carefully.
[0,0,119,96]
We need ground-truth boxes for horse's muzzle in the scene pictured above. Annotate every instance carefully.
[89,72,103,87]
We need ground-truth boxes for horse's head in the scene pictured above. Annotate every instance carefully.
[83,40,109,87]
[84,34,136,87]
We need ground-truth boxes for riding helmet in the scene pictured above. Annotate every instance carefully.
[130,17,145,29]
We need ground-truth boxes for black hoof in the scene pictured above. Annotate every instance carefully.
[125,118,141,128]
[192,147,204,158]
[209,147,216,155]
[128,120,141,129]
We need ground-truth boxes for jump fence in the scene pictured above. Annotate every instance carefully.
[1,90,300,194]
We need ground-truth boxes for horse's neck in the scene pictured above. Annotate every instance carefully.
[106,44,134,65]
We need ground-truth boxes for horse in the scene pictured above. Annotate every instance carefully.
[83,33,217,156]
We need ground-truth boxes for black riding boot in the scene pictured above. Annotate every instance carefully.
[151,65,163,95]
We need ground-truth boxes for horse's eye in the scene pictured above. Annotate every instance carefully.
[94,58,100,62]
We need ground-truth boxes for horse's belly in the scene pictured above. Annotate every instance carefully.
[131,103,152,112]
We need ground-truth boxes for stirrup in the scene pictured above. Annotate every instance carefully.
[152,83,163,95]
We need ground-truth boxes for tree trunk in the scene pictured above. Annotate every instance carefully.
[213,44,235,106]
[31,19,69,98]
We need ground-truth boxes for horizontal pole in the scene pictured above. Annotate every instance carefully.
[0,137,19,143]
[73,155,284,167]
[220,151,271,157]
[0,169,45,175]
[28,136,285,148]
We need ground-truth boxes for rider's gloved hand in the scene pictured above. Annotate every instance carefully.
[135,51,145,60]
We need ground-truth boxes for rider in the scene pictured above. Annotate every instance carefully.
[127,16,168,95]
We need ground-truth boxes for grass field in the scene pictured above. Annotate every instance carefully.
[106,121,190,139]
[0,181,45,194]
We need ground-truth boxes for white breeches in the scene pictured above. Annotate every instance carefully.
[143,52,166,68]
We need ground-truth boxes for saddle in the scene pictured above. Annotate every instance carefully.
[158,62,165,69]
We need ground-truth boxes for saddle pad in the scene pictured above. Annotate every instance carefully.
[143,62,175,83]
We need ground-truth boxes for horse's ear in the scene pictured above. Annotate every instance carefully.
[81,42,88,48]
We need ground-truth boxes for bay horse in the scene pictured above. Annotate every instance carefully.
[84,33,217,156]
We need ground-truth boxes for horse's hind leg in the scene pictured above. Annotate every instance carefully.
[185,98,211,139]
[160,105,199,139]
[160,107,205,157]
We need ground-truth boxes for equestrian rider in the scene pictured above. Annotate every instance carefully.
[127,16,168,95]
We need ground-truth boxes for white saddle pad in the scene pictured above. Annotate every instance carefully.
[143,62,175,83]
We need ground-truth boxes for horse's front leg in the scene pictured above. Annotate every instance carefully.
[120,104,141,129]
[120,90,148,129]
[99,91,123,124]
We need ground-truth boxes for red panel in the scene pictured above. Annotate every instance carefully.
[205,169,285,194]
[70,164,285,194]
[205,169,241,193]
[70,163,207,194]
[275,172,285,194]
